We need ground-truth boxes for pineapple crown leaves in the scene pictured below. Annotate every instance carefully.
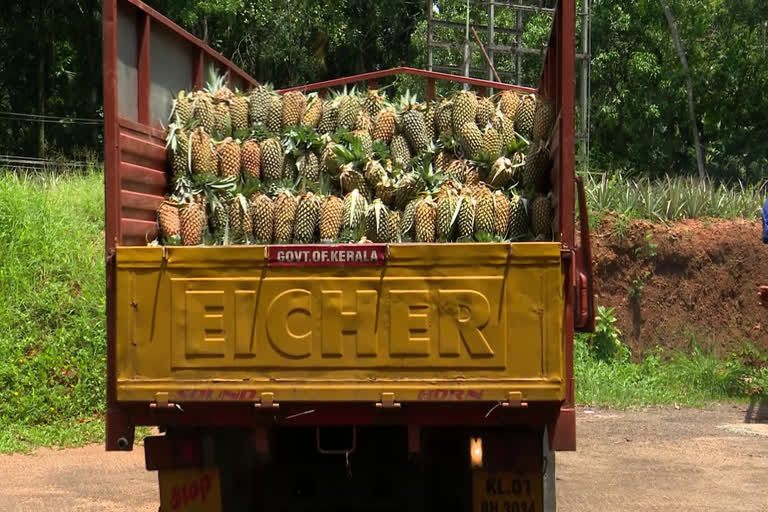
[372,140,391,161]
[284,125,324,155]
[332,136,367,166]
[204,66,228,96]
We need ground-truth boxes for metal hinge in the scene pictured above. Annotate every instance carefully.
[254,392,279,409]
[376,392,401,408]
[149,392,183,412]
[502,391,528,408]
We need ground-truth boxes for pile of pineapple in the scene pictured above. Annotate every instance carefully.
[156,72,556,247]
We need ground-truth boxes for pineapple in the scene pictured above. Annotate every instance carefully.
[463,164,481,187]
[435,100,453,135]
[321,140,339,177]
[375,175,397,207]
[436,187,460,242]
[273,190,298,244]
[444,159,466,182]
[372,108,396,143]
[531,195,552,238]
[473,186,495,238]
[248,85,272,126]
[394,169,423,210]
[293,192,321,244]
[320,195,344,242]
[340,164,369,196]
[282,90,307,128]
[515,94,536,139]
[251,194,275,244]
[355,111,374,134]
[241,139,261,179]
[209,197,229,241]
[386,210,401,243]
[229,94,249,132]
[282,154,298,181]
[192,91,215,132]
[266,95,283,133]
[180,199,206,246]
[365,199,390,243]
[213,100,232,138]
[170,91,192,125]
[317,99,339,134]
[480,125,503,158]
[507,194,529,241]
[390,135,412,168]
[157,200,181,240]
[228,194,252,243]
[364,159,387,188]
[523,143,551,192]
[166,123,190,182]
[398,92,429,153]
[260,138,284,182]
[452,90,478,133]
[500,90,521,119]
[364,89,385,118]
[456,191,476,241]
[338,93,361,130]
[303,95,323,128]
[492,190,511,238]
[342,189,368,232]
[532,96,555,144]
[414,196,437,243]
[488,156,514,188]
[399,198,420,239]
[190,127,212,176]
[424,104,436,143]
[353,129,373,158]
[493,112,516,147]
[297,152,320,183]
[476,97,495,128]
[459,122,483,159]
[216,137,241,179]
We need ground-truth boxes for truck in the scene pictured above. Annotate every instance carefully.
[103,0,595,510]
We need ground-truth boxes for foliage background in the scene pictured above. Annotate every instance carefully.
[0,0,766,179]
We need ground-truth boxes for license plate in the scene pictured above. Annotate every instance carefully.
[473,470,543,512]
[158,468,222,512]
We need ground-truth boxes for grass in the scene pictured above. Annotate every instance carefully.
[0,169,106,454]
[583,172,767,224]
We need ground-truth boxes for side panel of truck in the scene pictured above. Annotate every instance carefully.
[103,0,585,452]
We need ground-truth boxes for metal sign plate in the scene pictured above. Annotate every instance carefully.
[267,244,387,267]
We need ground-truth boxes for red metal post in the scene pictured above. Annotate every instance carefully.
[136,12,151,124]
[426,78,435,101]
[194,49,204,90]
[367,79,378,90]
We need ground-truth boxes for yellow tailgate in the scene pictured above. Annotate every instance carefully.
[115,243,565,404]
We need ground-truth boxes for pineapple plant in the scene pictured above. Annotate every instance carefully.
[500,90,521,119]
[507,193,529,241]
[365,199,390,243]
[240,139,261,179]
[157,199,181,242]
[282,90,307,128]
[303,94,323,128]
[266,95,283,133]
[215,137,241,179]
[493,190,511,239]
[319,194,344,242]
[372,108,396,143]
[515,94,536,139]
[452,90,478,133]
[229,93,249,132]
[251,193,275,244]
[273,190,298,244]
[180,197,206,246]
[293,192,321,243]
[260,138,284,182]
[248,84,273,126]
[414,195,437,243]
[523,143,551,192]
[476,97,495,128]
[531,194,552,238]
[532,96,555,144]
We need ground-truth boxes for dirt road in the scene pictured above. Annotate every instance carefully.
[1,404,766,511]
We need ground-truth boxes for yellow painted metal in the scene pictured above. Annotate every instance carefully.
[472,470,543,512]
[158,468,222,512]
[115,243,565,403]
